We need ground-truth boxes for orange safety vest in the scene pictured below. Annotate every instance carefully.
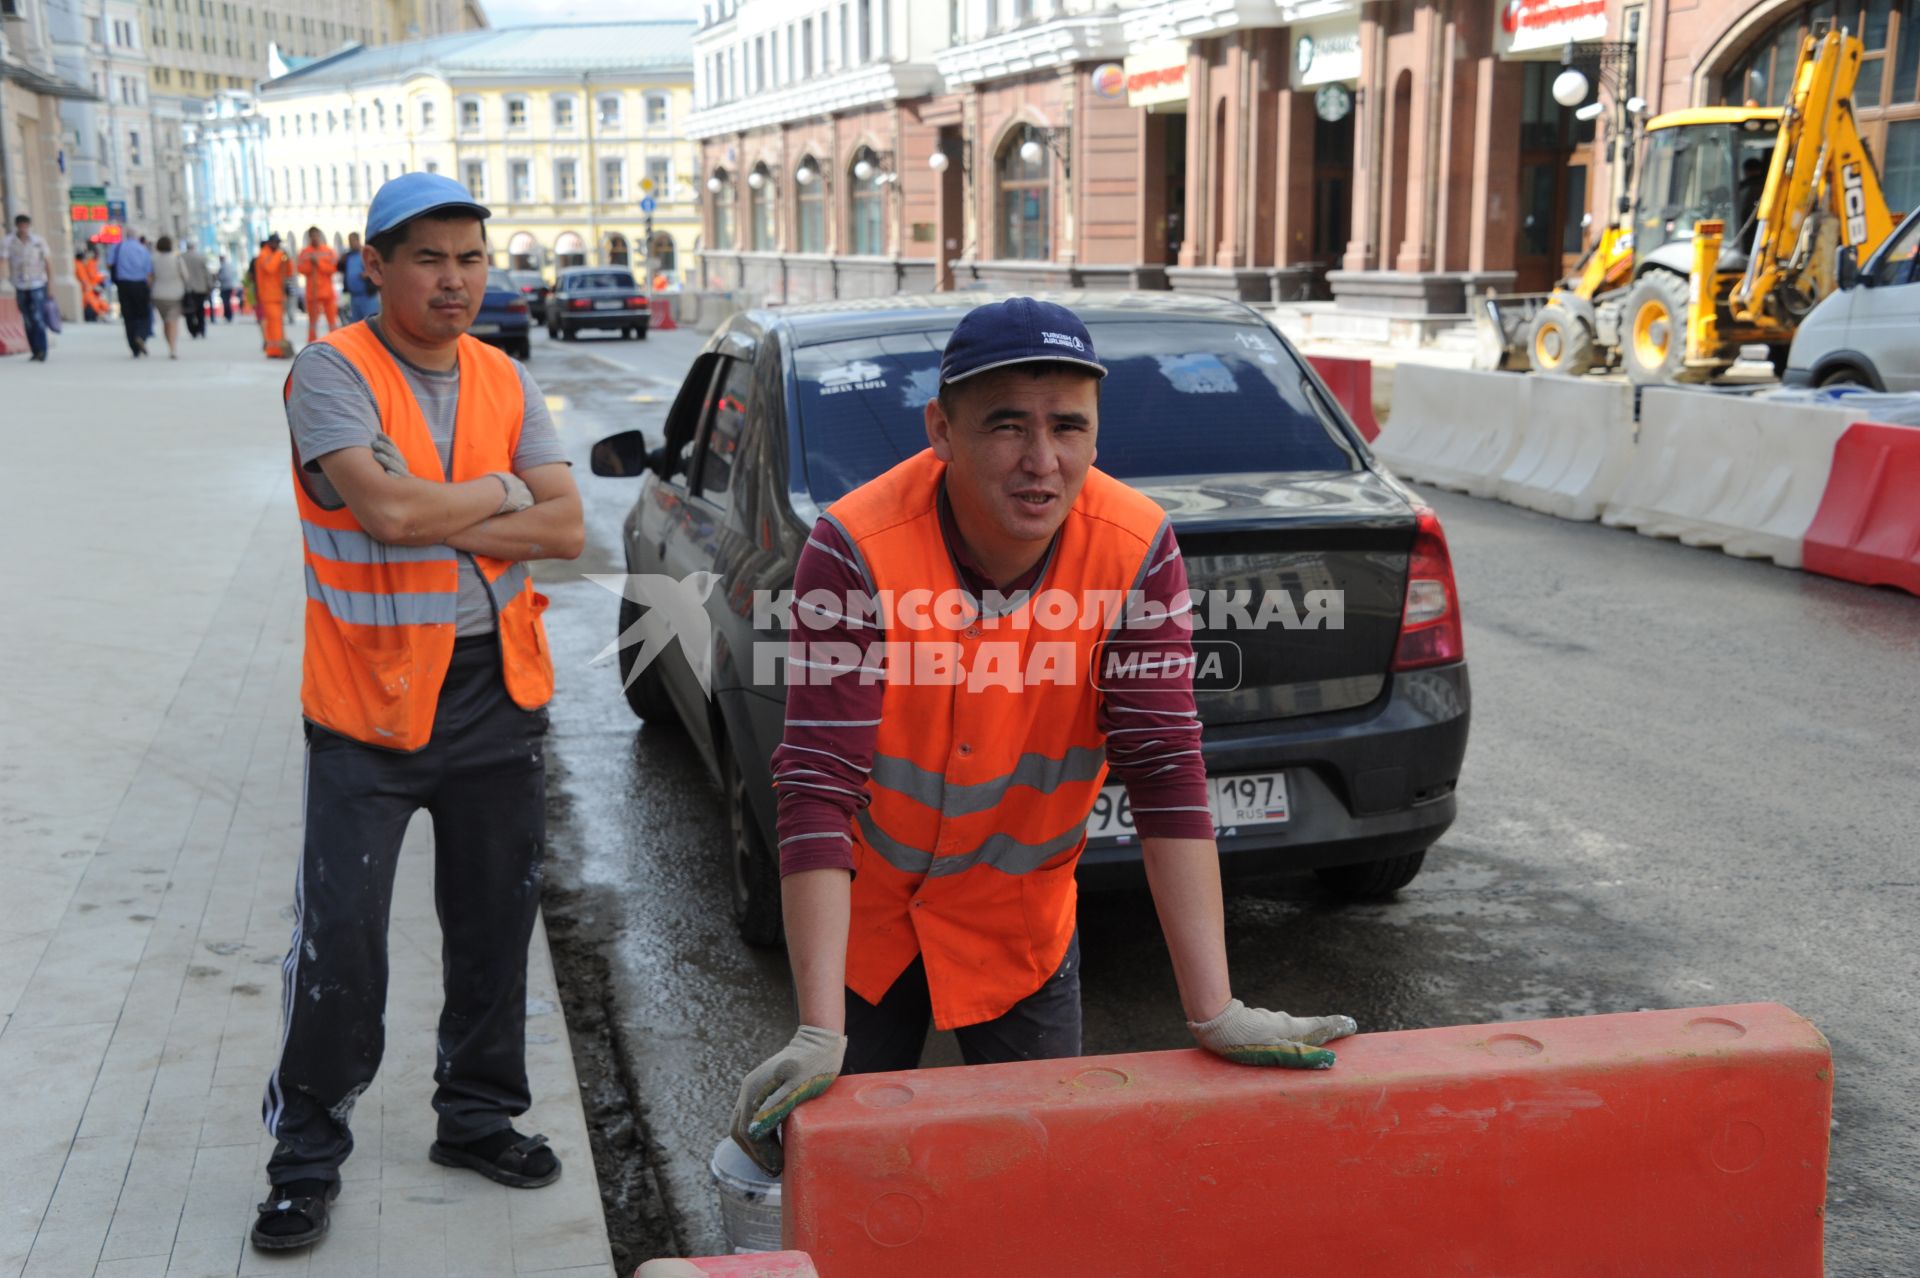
[825,449,1169,1029]
[286,323,553,751]
[299,245,338,298]
[255,248,290,301]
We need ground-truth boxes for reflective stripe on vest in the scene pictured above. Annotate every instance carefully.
[287,323,554,750]
[823,448,1169,1030]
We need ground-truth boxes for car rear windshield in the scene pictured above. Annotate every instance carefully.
[487,270,515,290]
[793,320,1357,504]
[568,272,635,291]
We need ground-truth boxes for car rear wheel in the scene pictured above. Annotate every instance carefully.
[512,338,531,360]
[722,748,784,949]
[616,595,681,726]
[636,324,648,341]
[1314,849,1427,900]
[562,323,577,341]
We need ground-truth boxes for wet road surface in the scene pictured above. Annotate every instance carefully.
[525,326,1920,1272]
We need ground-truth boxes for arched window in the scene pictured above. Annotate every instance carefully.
[710,168,736,250]
[606,233,630,265]
[848,146,885,255]
[795,154,826,252]
[1717,1,1920,212]
[649,231,677,274]
[507,230,540,270]
[748,163,776,250]
[998,129,1050,261]
[554,231,587,269]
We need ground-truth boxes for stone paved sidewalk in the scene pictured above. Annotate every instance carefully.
[0,320,613,1277]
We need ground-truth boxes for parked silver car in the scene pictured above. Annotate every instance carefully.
[1783,206,1920,391]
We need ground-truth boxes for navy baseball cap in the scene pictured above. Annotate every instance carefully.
[364,171,490,243]
[940,297,1107,386]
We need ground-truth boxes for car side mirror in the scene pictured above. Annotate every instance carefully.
[1837,245,1862,290]
[590,430,661,477]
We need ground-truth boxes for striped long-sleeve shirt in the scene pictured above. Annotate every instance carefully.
[770,499,1214,876]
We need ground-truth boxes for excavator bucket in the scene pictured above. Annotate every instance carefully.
[1471,293,1548,371]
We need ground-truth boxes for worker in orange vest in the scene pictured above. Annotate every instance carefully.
[253,232,294,358]
[729,299,1358,1176]
[297,226,340,341]
[74,250,109,319]
[251,173,583,1254]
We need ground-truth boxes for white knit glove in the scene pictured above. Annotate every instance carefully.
[731,1024,847,1176]
[1189,998,1358,1069]
[368,433,409,477]
[490,471,534,514]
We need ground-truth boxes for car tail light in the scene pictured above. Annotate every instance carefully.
[505,299,528,314]
[568,297,591,310]
[626,295,650,308]
[519,285,537,293]
[1392,506,1464,670]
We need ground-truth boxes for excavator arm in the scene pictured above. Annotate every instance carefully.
[1732,25,1897,325]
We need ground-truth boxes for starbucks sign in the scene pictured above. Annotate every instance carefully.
[1292,19,1361,89]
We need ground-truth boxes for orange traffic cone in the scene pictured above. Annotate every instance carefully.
[652,293,676,331]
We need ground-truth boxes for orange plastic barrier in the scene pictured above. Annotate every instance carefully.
[635,1253,818,1277]
[652,294,677,331]
[785,1003,1830,1277]
[1307,353,1379,441]
[1804,421,1920,597]
[0,294,26,356]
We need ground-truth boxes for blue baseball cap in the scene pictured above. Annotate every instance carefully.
[940,297,1107,386]
[364,171,491,243]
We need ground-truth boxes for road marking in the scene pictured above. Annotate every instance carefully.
[626,394,662,404]
[588,353,630,373]
[544,395,569,413]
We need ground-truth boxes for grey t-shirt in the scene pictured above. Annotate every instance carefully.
[286,320,568,635]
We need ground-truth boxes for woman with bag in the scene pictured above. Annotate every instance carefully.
[149,235,190,359]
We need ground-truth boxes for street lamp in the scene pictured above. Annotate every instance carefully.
[746,169,766,190]
[853,158,875,181]
[706,175,722,193]
[928,151,949,173]
[796,163,816,184]
[1552,68,1591,108]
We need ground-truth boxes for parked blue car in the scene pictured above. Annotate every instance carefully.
[472,269,533,360]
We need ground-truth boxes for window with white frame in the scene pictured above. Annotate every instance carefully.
[598,95,622,129]
[509,159,532,202]
[646,93,669,129]
[506,96,527,129]
[553,95,576,128]
[425,160,440,175]
[459,98,480,132]
[803,17,815,76]
[601,158,625,200]
[646,156,671,196]
[463,160,485,198]
[420,99,435,130]
[556,159,580,202]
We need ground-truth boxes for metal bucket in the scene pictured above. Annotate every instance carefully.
[710,1136,782,1254]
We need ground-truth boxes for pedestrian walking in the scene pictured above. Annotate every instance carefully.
[5,213,54,362]
[181,241,214,338]
[109,231,153,357]
[728,298,1359,1176]
[252,233,293,358]
[216,254,238,320]
[252,171,583,1254]
[341,231,379,321]
[149,236,189,358]
[296,227,340,341]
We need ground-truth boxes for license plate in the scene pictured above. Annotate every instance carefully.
[1085,772,1290,840]
[594,300,622,309]
[468,322,499,334]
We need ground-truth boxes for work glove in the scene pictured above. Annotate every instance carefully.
[368,433,409,477]
[731,1025,847,1176]
[1189,999,1358,1070]
[490,471,535,514]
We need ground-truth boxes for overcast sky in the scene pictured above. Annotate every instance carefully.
[484,0,701,26]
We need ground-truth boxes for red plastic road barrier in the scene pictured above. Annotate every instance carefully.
[0,294,26,356]
[652,293,677,331]
[1804,421,1920,597]
[1307,353,1379,441]
[785,1003,1831,1277]
[635,1253,818,1276]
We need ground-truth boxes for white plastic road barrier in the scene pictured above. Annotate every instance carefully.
[1495,376,1636,521]
[1603,389,1860,567]
[1372,366,1529,498]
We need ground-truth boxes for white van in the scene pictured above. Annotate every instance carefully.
[1783,207,1920,391]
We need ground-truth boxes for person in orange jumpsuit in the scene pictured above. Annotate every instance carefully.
[254,233,294,358]
[297,227,340,341]
[74,251,109,319]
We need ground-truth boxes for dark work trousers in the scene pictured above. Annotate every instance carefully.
[116,280,151,352]
[182,290,207,337]
[842,930,1082,1074]
[262,635,549,1185]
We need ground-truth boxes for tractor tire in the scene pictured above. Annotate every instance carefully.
[1621,272,1702,385]
[1527,303,1598,377]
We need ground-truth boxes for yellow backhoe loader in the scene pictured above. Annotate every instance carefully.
[1478,23,1899,385]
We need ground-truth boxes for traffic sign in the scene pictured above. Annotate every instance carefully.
[639,196,657,213]
[69,184,107,201]
[640,178,654,193]
[107,199,127,223]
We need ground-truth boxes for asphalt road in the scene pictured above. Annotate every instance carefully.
[522,322,1920,1271]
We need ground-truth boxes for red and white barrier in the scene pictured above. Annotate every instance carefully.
[1804,421,1920,596]
[0,294,27,356]
[1306,354,1379,442]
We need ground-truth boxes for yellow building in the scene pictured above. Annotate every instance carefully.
[257,21,699,281]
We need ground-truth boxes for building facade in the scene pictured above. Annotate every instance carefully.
[256,22,701,279]
[690,0,1920,315]
[3,0,99,319]
[182,89,271,265]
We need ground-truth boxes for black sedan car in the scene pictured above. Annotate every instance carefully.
[592,294,1470,946]
[548,267,649,341]
[507,269,551,323]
